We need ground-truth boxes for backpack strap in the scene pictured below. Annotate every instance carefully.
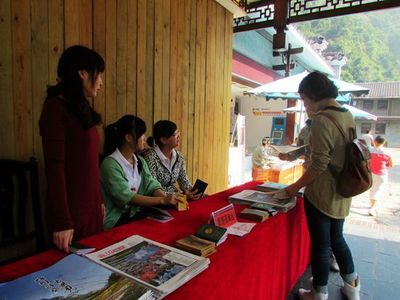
[321,105,357,140]
[317,112,347,140]
[317,111,350,178]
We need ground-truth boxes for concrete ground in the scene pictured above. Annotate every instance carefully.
[288,147,400,300]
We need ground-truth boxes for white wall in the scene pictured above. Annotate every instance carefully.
[236,94,288,148]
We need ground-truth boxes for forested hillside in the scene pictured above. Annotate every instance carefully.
[296,8,400,82]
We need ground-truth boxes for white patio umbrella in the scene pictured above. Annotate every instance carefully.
[283,103,377,121]
[249,71,370,96]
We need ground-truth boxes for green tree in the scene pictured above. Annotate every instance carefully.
[296,8,400,82]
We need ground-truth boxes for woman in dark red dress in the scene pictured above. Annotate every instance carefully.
[39,45,105,252]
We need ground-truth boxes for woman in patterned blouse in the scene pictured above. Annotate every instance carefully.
[141,120,202,200]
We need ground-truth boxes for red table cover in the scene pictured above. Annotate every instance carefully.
[0,181,310,300]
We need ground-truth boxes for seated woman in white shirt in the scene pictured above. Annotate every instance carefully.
[100,115,177,229]
[141,120,202,200]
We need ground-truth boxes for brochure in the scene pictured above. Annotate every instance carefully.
[145,207,174,223]
[0,254,154,300]
[68,242,96,255]
[85,235,210,298]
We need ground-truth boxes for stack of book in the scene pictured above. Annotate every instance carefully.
[174,223,228,257]
[240,208,270,222]
[174,235,216,257]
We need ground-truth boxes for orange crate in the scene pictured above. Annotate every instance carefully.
[268,169,280,183]
[252,167,270,181]
[268,164,304,184]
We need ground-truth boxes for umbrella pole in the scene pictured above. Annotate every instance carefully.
[298,100,304,142]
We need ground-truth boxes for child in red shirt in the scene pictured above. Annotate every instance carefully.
[369,136,393,216]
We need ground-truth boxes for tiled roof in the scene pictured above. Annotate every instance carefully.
[356,81,400,98]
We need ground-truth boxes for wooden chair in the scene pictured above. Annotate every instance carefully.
[0,157,45,265]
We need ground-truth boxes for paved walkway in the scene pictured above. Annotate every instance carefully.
[288,148,400,299]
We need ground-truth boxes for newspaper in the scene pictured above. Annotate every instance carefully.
[269,144,307,154]
[228,190,296,211]
[85,235,210,298]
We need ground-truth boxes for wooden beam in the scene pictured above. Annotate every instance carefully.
[289,0,400,24]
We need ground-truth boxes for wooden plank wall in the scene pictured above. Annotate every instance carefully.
[0,0,232,194]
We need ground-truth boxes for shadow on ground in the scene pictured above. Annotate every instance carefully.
[287,233,400,300]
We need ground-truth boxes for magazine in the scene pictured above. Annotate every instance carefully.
[256,181,288,192]
[0,254,154,300]
[85,235,210,298]
[228,190,296,211]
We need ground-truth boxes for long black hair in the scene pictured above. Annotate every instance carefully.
[46,45,105,129]
[298,71,338,102]
[103,115,147,156]
[147,120,177,148]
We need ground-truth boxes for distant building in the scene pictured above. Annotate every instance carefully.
[353,82,400,147]
[232,25,335,148]
[307,36,348,79]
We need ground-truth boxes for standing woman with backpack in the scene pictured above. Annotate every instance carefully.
[39,45,105,252]
[283,72,360,300]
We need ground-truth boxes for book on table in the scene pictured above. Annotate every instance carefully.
[145,207,174,223]
[174,235,216,257]
[228,190,296,212]
[256,181,304,195]
[0,235,210,300]
[240,208,270,222]
[250,202,278,216]
[256,181,288,192]
[195,223,228,246]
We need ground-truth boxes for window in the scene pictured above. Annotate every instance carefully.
[375,123,386,135]
[362,100,373,111]
[377,100,388,111]
[360,123,372,133]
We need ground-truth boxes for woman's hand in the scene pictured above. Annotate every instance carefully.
[185,189,202,201]
[284,183,300,198]
[53,229,74,253]
[162,193,178,206]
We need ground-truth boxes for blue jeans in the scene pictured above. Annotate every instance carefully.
[304,197,355,288]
